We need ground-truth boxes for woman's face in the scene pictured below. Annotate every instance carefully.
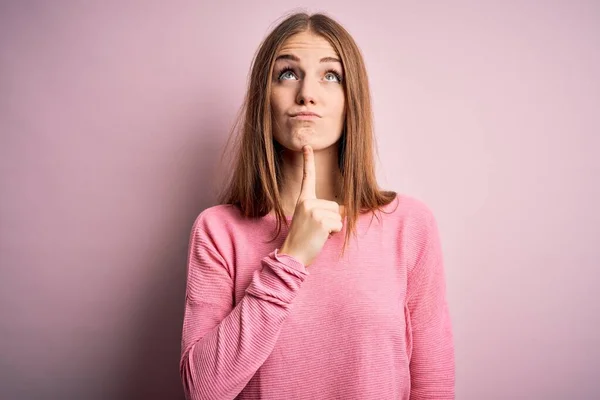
[270,30,345,152]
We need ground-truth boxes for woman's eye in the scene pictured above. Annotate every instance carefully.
[325,72,341,82]
[279,70,296,80]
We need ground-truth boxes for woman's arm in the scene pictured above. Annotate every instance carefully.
[406,207,455,399]
[180,216,308,400]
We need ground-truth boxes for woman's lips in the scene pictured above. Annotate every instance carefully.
[291,114,319,120]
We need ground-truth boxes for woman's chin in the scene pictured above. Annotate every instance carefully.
[292,129,318,147]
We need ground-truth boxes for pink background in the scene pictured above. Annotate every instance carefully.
[1,1,598,399]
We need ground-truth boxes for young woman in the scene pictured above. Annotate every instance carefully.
[180,12,455,400]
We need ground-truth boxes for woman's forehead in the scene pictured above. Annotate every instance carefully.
[277,31,338,58]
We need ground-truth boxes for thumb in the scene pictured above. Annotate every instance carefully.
[298,145,317,201]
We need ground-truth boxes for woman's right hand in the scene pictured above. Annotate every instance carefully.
[279,145,345,266]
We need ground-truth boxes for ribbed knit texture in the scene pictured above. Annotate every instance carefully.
[180,194,454,400]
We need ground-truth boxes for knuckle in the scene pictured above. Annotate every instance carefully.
[300,200,311,212]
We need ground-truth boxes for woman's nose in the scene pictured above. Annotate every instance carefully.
[296,79,318,105]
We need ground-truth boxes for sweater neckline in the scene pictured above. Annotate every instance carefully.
[263,212,294,222]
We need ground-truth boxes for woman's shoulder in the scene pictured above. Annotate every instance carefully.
[195,203,240,221]
[386,193,443,273]
[189,204,248,237]
[382,192,438,224]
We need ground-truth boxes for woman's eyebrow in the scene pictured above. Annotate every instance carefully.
[274,54,341,64]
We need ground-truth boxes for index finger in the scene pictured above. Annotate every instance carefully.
[298,145,316,201]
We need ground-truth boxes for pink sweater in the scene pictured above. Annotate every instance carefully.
[180,194,455,399]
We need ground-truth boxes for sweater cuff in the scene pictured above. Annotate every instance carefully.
[271,248,309,275]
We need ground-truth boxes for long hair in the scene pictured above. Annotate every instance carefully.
[216,11,397,258]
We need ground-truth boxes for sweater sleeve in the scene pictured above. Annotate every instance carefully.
[406,207,455,399]
[179,218,309,400]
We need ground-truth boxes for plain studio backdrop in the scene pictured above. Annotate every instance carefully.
[1,1,598,399]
